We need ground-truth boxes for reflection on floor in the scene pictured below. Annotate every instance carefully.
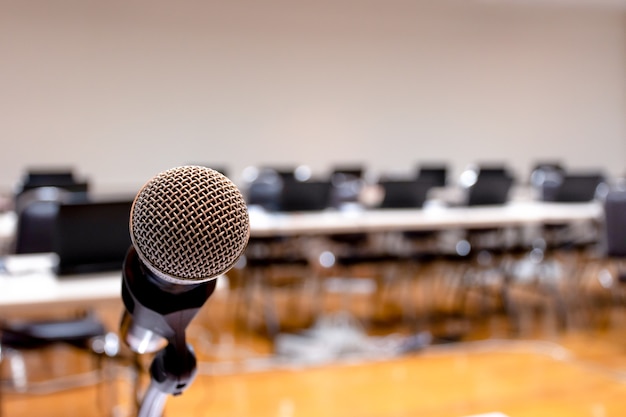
[3,253,626,417]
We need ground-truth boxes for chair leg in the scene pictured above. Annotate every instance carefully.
[260,268,282,339]
[6,349,28,393]
[248,269,276,337]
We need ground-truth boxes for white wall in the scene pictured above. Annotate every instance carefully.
[0,0,624,193]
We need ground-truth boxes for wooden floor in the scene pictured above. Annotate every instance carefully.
[4,263,626,417]
[178,337,626,417]
[5,327,626,417]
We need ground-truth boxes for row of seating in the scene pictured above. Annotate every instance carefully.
[232,163,615,342]
[0,163,620,379]
[1,170,131,404]
[244,163,607,212]
[10,161,607,207]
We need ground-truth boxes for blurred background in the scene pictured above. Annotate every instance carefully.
[1,0,624,192]
[3,1,626,416]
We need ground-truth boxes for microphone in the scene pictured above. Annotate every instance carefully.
[120,166,250,355]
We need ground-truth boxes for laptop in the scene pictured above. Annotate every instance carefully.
[53,199,133,276]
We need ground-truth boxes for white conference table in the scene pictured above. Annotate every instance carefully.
[0,269,122,315]
[248,200,603,237]
[0,200,603,314]
[0,253,123,314]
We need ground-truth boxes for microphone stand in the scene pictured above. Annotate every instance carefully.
[136,342,197,417]
[120,247,217,417]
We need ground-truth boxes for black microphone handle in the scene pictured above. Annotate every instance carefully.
[120,245,218,413]
[120,246,217,354]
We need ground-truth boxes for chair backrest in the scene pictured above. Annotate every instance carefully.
[279,180,332,212]
[532,161,564,172]
[245,168,284,211]
[530,163,565,198]
[378,179,433,209]
[603,189,626,257]
[53,199,133,275]
[14,200,60,254]
[416,165,447,188]
[262,166,296,182]
[13,187,86,254]
[23,169,75,187]
[329,166,365,207]
[531,162,565,183]
[330,166,364,182]
[16,168,89,198]
[545,173,605,203]
[467,172,514,206]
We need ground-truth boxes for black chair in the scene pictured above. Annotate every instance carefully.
[544,173,605,203]
[245,168,284,212]
[452,167,517,329]
[462,167,516,256]
[53,199,133,275]
[378,178,439,245]
[330,165,364,181]
[328,165,365,208]
[13,187,87,254]
[603,189,626,257]
[466,172,514,207]
[255,166,300,184]
[13,191,62,255]
[326,165,369,262]
[462,166,517,263]
[238,179,331,339]
[507,171,606,335]
[2,192,121,395]
[572,187,626,328]
[18,168,78,191]
[15,168,89,208]
[279,180,332,212]
[0,323,116,397]
[316,179,440,330]
[379,179,433,209]
[539,172,606,256]
[374,179,444,329]
[273,167,298,182]
[416,164,448,188]
[540,171,605,203]
[530,162,565,182]
[532,161,565,173]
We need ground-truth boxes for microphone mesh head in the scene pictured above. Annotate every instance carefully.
[130,166,249,284]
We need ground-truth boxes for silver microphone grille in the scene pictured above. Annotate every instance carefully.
[130,166,250,284]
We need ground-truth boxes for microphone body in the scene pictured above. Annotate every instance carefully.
[118,166,249,397]
[120,246,216,354]
[120,246,216,394]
